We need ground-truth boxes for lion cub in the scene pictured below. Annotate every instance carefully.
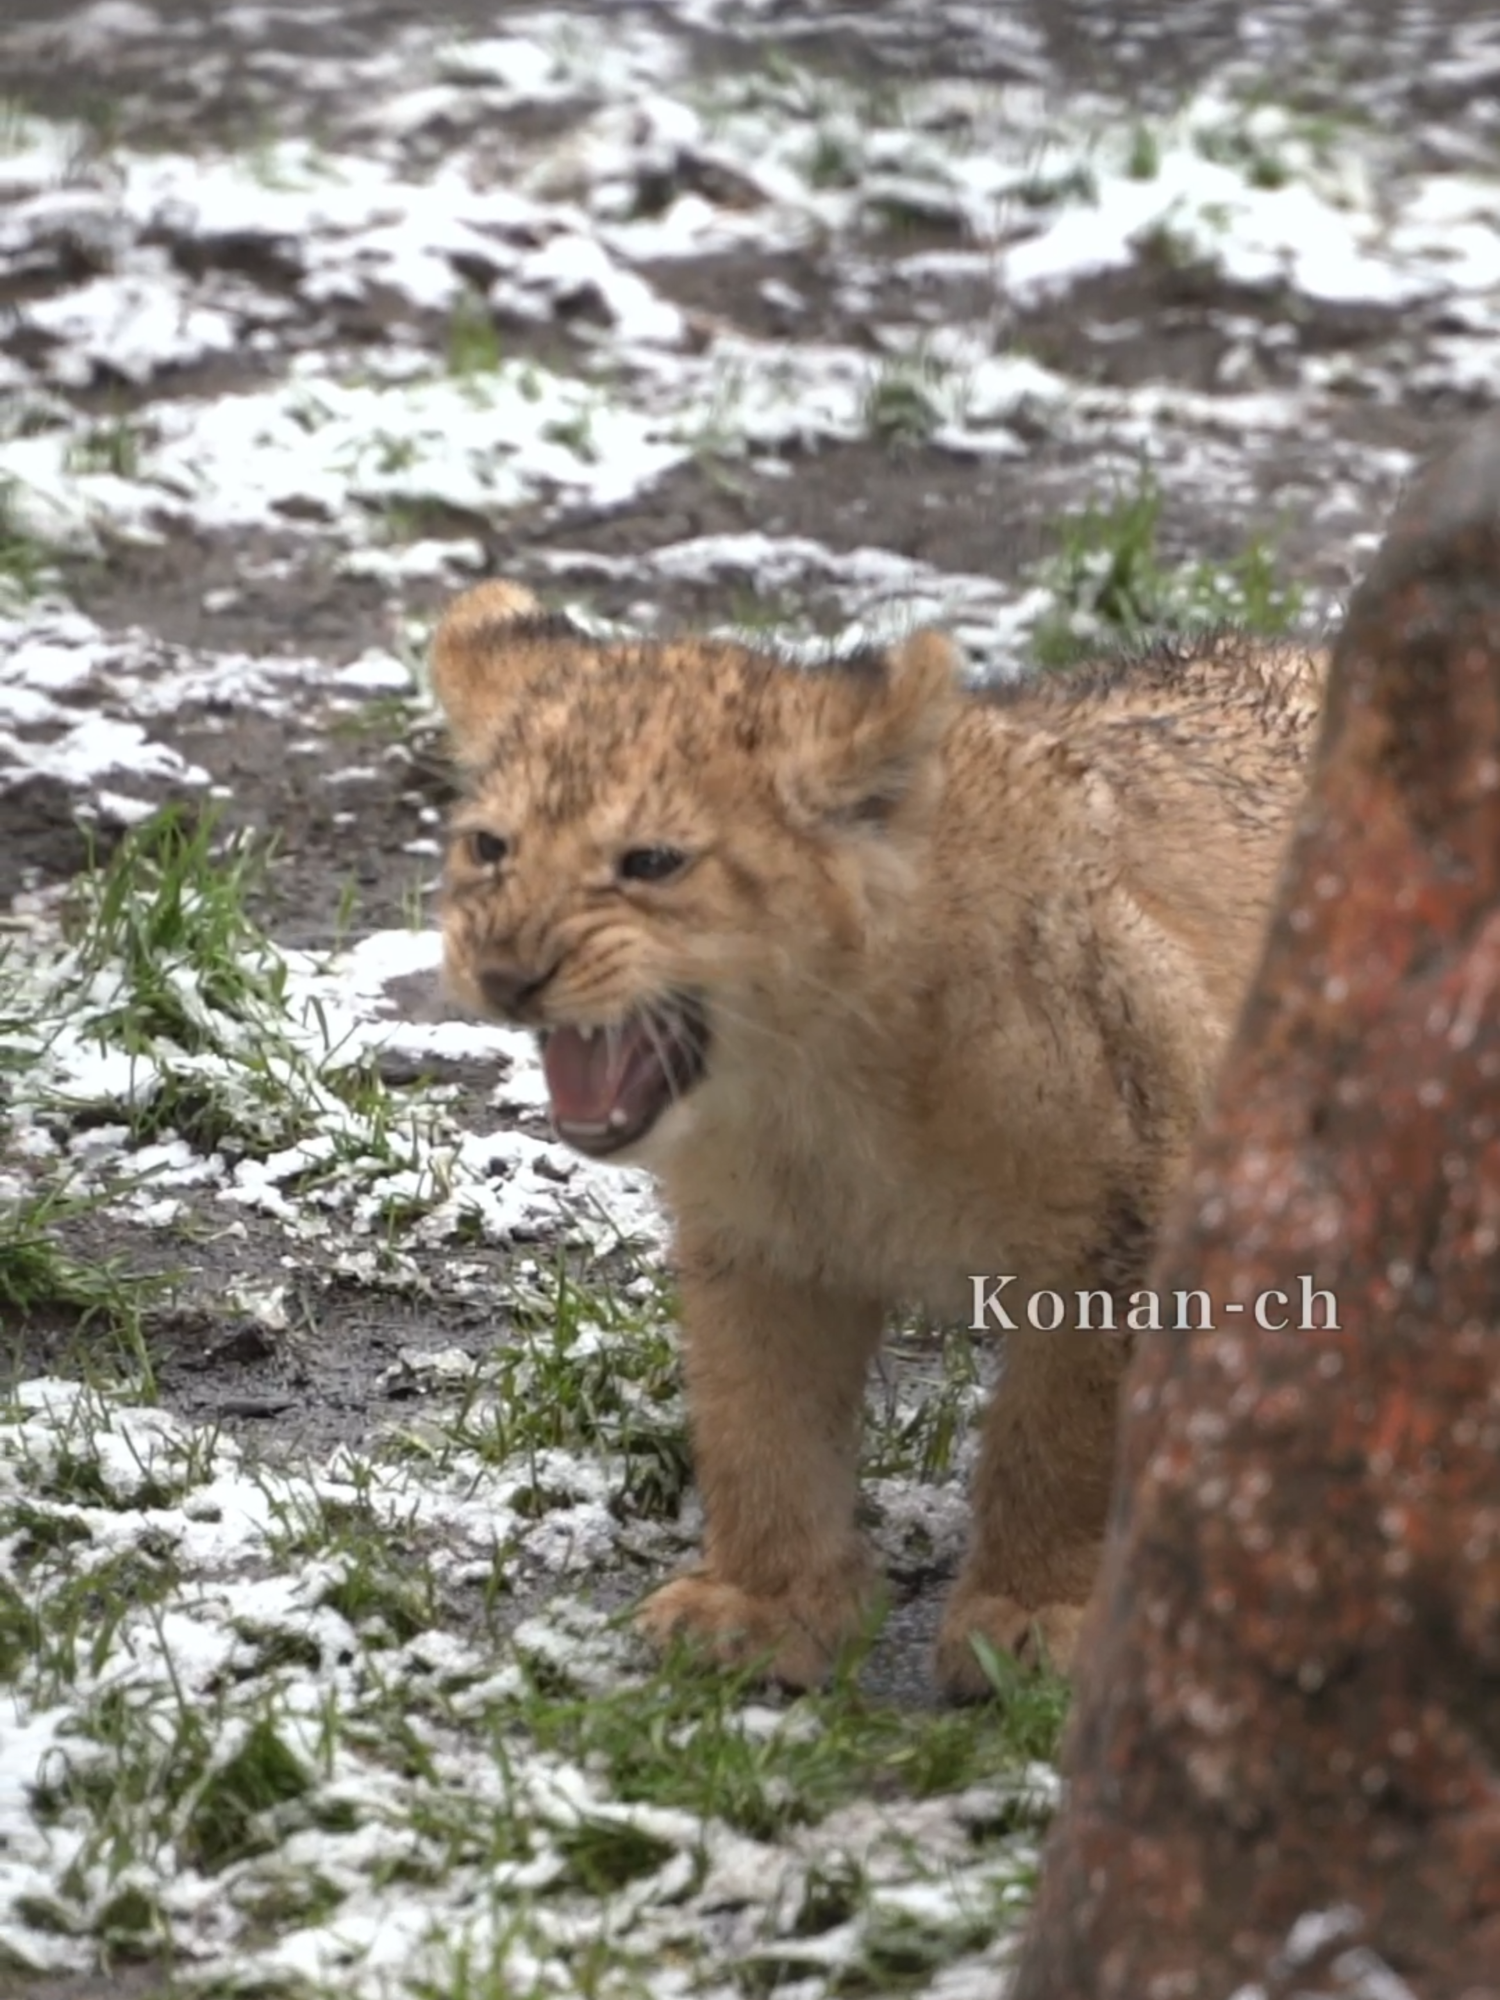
[433,579,1321,1696]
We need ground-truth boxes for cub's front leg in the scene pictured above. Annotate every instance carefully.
[637,1233,886,1688]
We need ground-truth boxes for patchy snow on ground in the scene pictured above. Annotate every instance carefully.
[9,7,1489,787]
[0,1377,1046,1993]
[1,907,667,1252]
[7,21,1491,602]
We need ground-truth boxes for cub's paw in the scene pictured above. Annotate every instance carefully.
[636,1569,876,1690]
[935,1591,1088,1700]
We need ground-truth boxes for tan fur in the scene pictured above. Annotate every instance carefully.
[433,587,1324,1695]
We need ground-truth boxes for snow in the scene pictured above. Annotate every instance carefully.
[1,35,1484,596]
[0,1379,1042,1991]
[1,910,666,1253]
[0,609,337,794]
[26,267,241,386]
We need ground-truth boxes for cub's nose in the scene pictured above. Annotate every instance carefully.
[478,962,556,1018]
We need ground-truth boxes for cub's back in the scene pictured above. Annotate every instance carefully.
[942,632,1325,1020]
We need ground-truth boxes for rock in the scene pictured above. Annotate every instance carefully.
[1007,417,1500,1999]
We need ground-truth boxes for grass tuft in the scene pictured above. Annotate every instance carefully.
[553,1817,677,1895]
[64,803,287,1052]
[1029,466,1305,669]
[1194,123,1292,190]
[409,1262,692,1521]
[183,1716,313,1872]
[862,350,954,452]
[447,289,504,380]
[30,801,427,1184]
[508,1642,1066,1845]
[804,123,862,189]
[0,1153,163,1367]
[864,1327,983,1482]
[1125,124,1160,179]
[0,476,53,605]
[541,408,599,463]
[1017,159,1098,209]
[66,417,143,480]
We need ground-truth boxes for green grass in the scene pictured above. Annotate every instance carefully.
[66,417,143,480]
[45,803,419,1173]
[1016,159,1098,209]
[399,1262,987,1523]
[0,477,52,606]
[29,1671,314,1894]
[0,954,164,1359]
[0,1321,1061,1994]
[240,128,337,194]
[261,1476,443,1648]
[447,289,504,380]
[0,1179,151,1334]
[1131,214,1220,277]
[864,1327,983,1483]
[677,359,756,486]
[0,801,469,1331]
[506,1641,1067,1845]
[541,408,599,463]
[366,431,421,475]
[1125,125,1160,180]
[720,582,815,636]
[63,804,289,1052]
[1194,124,1291,189]
[804,123,862,190]
[393,1260,693,1523]
[375,493,484,543]
[694,51,912,144]
[1029,466,1306,669]
[862,350,955,452]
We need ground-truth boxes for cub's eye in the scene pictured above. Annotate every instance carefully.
[468,830,509,867]
[618,845,689,884]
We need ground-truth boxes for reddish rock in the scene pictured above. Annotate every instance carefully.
[1007,420,1500,2000]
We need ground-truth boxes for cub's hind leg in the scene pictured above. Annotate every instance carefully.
[937,1324,1133,1697]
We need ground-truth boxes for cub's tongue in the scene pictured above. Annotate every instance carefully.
[543,1022,664,1138]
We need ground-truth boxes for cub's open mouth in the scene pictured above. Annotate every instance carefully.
[540,1000,709,1157]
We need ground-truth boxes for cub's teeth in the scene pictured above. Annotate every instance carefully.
[608,1108,630,1129]
[579,1025,597,1043]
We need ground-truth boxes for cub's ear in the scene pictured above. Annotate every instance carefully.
[429,580,579,765]
[778,629,963,828]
